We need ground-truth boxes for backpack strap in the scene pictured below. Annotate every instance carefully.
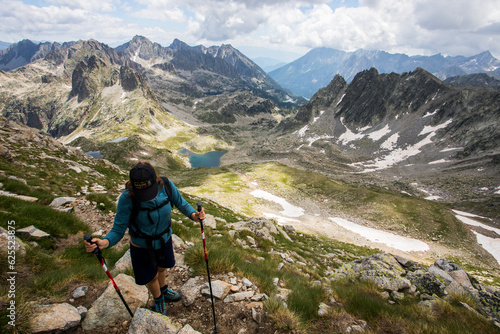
[127,177,174,245]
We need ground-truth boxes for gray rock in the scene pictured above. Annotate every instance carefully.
[391,291,405,301]
[178,324,202,334]
[449,270,474,290]
[171,234,185,248]
[0,226,26,255]
[82,274,148,331]
[407,271,447,297]
[113,249,132,274]
[428,265,454,285]
[50,197,77,207]
[201,280,231,300]
[330,253,410,291]
[203,214,217,229]
[242,277,253,288]
[318,302,330,316]
[180,277,204,307]
[16,225,50,239]
[77,306,88,318]
[434,259,462,272]
[224,291,254,303]
[30,303,81,333]
[127,308,181,334]
[72,286,89,299]
[252,307,263,323]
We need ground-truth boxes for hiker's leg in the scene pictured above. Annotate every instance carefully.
[146,272,161,299]
[158,267,167,288]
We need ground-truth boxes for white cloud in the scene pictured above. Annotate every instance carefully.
[0,0,499,58]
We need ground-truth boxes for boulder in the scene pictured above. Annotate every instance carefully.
[407,270,447,297]
[224,291,255,303]
[113,249,132,274]
[72,286,89,299]
[0,226,26,255]
[330,253,410,291]
[201,280,231,300]
[127,308,181,334]
[16,225,50,239]
[30,303,81,333]
[50,197,77,207]
[82,274,148,331]
[178,324,203,334]
[180,277,204,306]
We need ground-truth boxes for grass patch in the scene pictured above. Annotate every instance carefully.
[0,196,90,238]
[86,193,118,213]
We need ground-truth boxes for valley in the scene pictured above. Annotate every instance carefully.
[0,36,500,333]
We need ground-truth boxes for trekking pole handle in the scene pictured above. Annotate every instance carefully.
[196,202,202,214]
[84,233,103,258]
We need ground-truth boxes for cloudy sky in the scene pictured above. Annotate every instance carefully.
[1,0,499,62]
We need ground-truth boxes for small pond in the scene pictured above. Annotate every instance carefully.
[178,149,227,168]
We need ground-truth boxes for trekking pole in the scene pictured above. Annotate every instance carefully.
[83,234,134,318]
[197,202,218,333]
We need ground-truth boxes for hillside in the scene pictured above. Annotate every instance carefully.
[1,117,500,333]
[269,48,500,98]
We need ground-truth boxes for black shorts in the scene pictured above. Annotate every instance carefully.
[129,237,175,285]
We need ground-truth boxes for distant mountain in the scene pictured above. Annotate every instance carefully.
[0,39,75,71]
[115,36,305,124]
[269,48,500,98]
[444,73,500,91]
[0,41,11,50]
[252,57,287,72]
[277,67,500,175]
[0,39,187,148]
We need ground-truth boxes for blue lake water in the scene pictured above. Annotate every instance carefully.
[178,149,227,168]
[85,151,103,158]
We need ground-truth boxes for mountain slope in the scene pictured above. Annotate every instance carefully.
[0,39,194,153]
[115,36,304,126]
[270,48,500,98]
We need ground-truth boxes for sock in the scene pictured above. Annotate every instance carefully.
[160,285,168,294]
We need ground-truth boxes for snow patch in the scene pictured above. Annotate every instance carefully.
[380,133,399,150]
[250,189,304,217]
[262,213,301,224]
[367,124,391,141]
[328,217,430,252]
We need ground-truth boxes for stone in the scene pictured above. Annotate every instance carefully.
[72,286,89,299]
[318,302,330,316]
[50,197,77,207]
[252,307,262,324]
[449,270,474,290]
[0,190,38,202]
[113,249,132,274]
[203,214,217,229]
[391,291,405,301]
[251,293,268,301]
[223,291,254,303]
[428,265,454,285]
[180,277,204,307]
[30,303,81,333]
[16,225,50,239]
[0,226,26,255]
[201,280,231,300]
[77,306,88,318]
[178,324,202,334]
[407,271,447,297]
[127,308,181,334]
[171,234,185,248]
[242,277,253,288]
[82,274,148,331]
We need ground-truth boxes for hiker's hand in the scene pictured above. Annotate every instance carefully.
[191,207,206,222]
[84,238,109,252]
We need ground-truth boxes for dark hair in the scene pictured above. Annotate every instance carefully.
[125,161,162,198]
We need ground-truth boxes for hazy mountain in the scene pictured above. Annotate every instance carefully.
[0,39,190,151]
[444,73,500,91]
[0,39,75,71]
[269,48,500,98]
[0,41,11,50]
[115,36,305,125]
[252,57,288,72]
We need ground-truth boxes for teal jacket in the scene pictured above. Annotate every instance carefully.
[103,179,196,249]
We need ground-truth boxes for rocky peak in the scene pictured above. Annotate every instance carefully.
[169,38,192,51]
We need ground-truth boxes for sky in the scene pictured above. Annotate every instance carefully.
[1,0,499,62]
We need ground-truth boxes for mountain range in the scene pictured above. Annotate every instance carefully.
[269,48,500,98]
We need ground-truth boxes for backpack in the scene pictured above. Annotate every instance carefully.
[128,177,173,262]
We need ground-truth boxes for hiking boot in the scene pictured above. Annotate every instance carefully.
[154,295,166,315]
[161,285,181,302]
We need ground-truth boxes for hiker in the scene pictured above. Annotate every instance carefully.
[84,161,206,315]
